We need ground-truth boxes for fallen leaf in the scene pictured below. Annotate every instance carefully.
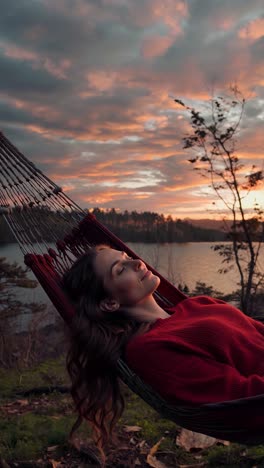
[146,455,168,468]
[221,440,231,446]
[130,437,137,445]
[147,438,168,468]
[176,429,217,451]
[149,438,165,457]
[16,399,29,406]
[123,425,142,432]
[50,460,61,468]
[138,440,147,449]
[5,409,19,414]
[47,445,59,452]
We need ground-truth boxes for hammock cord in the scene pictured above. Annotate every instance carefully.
[0,130,263,445]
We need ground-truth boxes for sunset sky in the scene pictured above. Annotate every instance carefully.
[0,0,263,219]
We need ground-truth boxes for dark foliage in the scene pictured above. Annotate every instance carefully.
[91,207,227,243]
[176,87,264,314]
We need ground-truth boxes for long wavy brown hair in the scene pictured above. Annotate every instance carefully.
[63,245,148,463]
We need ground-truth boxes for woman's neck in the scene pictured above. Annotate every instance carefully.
[124,295,170,323]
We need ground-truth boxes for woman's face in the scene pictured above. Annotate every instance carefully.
[94,248,160,308]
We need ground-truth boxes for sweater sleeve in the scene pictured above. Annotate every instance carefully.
[126,340,264,405]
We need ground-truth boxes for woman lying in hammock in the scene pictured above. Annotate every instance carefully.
[63,244,264,455]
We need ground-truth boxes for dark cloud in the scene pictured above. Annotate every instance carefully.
[0,0,144,68]
[188,0,262,22]
[0,0,87,55]
[0,0,262,217]
[0,100,35,126]
[0,53,67,95]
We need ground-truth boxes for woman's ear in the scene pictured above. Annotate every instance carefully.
[99,298,120,312]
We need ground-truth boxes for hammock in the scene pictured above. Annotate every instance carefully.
[0,130,263,445]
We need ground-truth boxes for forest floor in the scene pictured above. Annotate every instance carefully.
[1,356,264,467]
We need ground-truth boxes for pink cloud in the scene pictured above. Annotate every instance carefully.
[215,18,237,30]
[0,41,72,79]
[85,71,121,92]
[141,35,176,59]
[1,0,263,219]
[239,18,264,40]
[121,0,188,30]
[0,42,37,61]
[151,0,188,33]
[41,58,72,79]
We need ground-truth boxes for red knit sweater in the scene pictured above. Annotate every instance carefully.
[125,296,264,405]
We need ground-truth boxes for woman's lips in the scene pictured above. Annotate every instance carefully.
[141,270,151,280]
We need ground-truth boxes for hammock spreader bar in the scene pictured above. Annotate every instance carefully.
[1,131,264,445]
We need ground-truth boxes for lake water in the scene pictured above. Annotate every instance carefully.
[128,242,263,294]
[1,241,263,332]
[2,241,263,297]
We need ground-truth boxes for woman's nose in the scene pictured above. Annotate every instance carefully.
[132,258,144,270]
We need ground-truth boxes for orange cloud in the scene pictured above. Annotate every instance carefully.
[216,18,236,30]
[151,0,188,34]
[239,18,264,40]
[239,151,264,161]
[141,35,175,59]
[79,190,130,204]
[86,71,120,92]
[164,182,203,192]
[1,0,263,220]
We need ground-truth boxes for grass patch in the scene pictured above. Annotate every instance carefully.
[121,390,178,442]
[0,413,72,461]
[203,443,264,467]
[0,356,68,399]
[1,358,264,466]
[0,411,93,462]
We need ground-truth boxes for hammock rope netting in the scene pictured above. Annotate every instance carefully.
[0,130,263,444]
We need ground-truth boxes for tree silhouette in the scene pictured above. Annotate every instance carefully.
[176,87,264,314]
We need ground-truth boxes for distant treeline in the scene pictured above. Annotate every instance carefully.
[91,208,226,243]
[0,207,227,244]
[0,217,16,243]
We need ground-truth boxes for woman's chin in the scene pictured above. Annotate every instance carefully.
[152,273,161,289]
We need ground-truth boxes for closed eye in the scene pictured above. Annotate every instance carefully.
[117,256,132,275]
[110,253,132,277]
